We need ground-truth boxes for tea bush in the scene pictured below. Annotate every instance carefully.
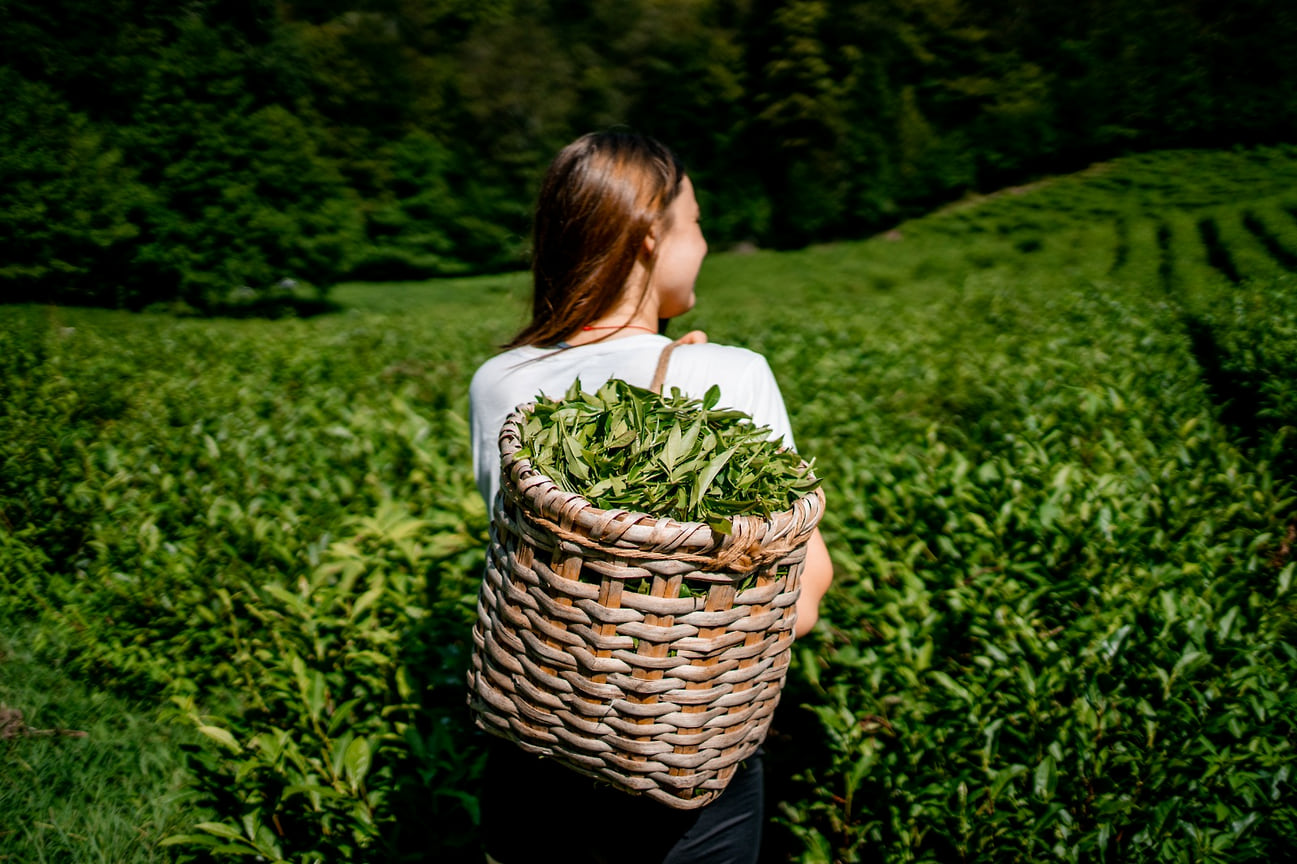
[2,148,1296,862]
[0,295,496,858]
[764,282,1296,861]
[165,503,483,862]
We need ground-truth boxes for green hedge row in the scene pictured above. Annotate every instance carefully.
[2,149,1295,862]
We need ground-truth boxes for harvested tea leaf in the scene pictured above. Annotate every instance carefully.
[517,378,818,523]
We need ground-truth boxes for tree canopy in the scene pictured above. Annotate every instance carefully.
[4,0,1295,309]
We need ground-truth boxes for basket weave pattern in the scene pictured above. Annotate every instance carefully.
[468,406,825,809]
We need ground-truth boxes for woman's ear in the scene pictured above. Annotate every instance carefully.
[641,224,658,257]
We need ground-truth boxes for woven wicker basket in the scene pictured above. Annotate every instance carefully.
[468,403,825,809]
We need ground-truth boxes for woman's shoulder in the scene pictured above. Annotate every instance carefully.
[674,340,765,359]
[671,341,773,374]
[662,340,781,401]
[470,338,774,402]
[470,345,541,392]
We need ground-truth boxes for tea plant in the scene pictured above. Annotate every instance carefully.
[164,503,484,863]
[518,378,818,524]
[2,147,1296,863]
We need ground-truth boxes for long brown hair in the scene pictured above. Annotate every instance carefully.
[506,130,685,349]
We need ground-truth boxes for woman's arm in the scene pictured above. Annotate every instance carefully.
[794,527,833,638]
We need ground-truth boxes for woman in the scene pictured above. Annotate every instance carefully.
[469,130,833,864]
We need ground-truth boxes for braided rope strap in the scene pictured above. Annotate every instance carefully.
[468,404,826,809]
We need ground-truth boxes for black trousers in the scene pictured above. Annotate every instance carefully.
[481,738,764,864]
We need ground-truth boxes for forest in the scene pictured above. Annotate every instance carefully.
[3,0,1296,311]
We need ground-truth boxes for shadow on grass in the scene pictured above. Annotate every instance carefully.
[195,295,343,320]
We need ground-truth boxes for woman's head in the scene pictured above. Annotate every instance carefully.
[508,130,695,348]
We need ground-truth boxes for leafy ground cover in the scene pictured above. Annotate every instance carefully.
[2,146,1296,862]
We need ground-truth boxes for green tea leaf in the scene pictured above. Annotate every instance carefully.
[197,725,242,753]
[344,737,372,793]
[518,379,818,522]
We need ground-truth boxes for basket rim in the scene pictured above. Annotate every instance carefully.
[498,403,825,568]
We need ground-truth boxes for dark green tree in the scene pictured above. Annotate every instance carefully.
[121,16,364,309]
[0,70,153,307]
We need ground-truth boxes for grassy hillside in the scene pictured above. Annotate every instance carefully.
[2,146,1296,863]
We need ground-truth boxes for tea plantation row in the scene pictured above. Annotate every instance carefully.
[1,146,1295,862]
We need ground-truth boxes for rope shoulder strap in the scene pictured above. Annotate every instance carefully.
[649,335,690,395]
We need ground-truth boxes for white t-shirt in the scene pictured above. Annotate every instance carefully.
[469,333,796,509]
